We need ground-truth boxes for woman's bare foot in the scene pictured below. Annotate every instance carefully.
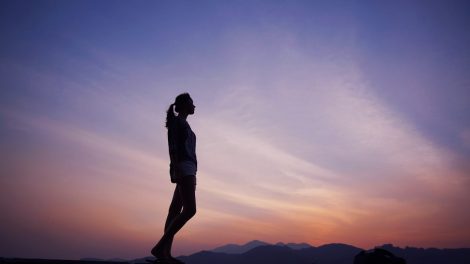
[151,243,167,259]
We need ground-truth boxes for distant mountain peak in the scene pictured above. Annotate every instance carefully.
[211,240,270,254]
[212,240,314,254]
[276,242,313,250]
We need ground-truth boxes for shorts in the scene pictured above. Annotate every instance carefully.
[178,160,197,176]
[170,160,197,183]
[175,175,197,186]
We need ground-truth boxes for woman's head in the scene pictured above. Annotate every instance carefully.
[174,93,195,115]
[165,93,195,128]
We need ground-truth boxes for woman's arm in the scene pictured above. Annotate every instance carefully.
[168,119,189,179]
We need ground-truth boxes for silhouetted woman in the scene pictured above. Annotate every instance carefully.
[151,93,197,264]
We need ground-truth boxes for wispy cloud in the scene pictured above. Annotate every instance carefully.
[1,1,469,258]
[185,43,470,248]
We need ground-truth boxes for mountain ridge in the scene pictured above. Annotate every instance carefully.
[175,241,470,264]
[7,240,468,264]
[211,239,270,254]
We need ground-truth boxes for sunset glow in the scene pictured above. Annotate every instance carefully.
[1,0,469,260]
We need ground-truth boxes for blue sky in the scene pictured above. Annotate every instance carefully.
[1,0,470,259]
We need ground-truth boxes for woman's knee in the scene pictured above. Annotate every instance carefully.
[168,203,182,215]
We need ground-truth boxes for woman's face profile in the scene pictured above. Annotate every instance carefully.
[186,98,195,115]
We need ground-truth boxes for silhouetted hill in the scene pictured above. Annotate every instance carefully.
[297,243,363,264]
[379,243,470,264]
[3,242,470,264]
[209,241,361,264]
[212,240,313,253]
[243,245,310,264]
[178,242,470,264]
[180,244,362,264]
[176,250,237,264]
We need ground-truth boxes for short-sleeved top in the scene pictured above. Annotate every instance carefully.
[168,116,197,182]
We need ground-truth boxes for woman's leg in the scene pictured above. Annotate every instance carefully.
[165,180,196,238]
[151,185,182,258]
[152,177,196,258]
[163,186,183,257]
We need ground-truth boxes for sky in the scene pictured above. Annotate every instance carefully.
[1,0,470,260]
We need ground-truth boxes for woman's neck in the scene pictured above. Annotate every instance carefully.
[178,113,188,120]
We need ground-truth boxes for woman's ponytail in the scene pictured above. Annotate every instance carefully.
[165,103,175,128]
